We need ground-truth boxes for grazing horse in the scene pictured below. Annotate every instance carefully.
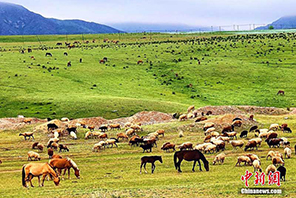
[140,156,162,174]
[174,150,209,173]
[49,157,80,179]
[277,90,285,95]
[22,163,60,188]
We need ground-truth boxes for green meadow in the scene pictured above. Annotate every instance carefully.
[0,31,295,119]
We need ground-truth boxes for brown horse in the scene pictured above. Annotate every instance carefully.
[174,150,209,172]
[22,162,60,188]
[140,156,162,174]
[49,157,80,179]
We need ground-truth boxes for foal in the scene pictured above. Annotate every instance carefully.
[140,156,162,174]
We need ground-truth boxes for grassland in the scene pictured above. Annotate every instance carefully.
[0,114,295,197]
[0,31,296,119]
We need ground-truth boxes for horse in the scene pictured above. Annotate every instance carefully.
[277,90,285,95]
[140,156,162,174]
[22,162,60,188]
[49,157,80,179]
[174,150,209,173]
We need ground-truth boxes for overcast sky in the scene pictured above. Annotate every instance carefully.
[2,0,296,27]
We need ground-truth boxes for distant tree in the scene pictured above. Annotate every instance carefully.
[268,25,274,30]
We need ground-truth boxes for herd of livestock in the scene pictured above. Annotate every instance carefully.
[15,105,296,187]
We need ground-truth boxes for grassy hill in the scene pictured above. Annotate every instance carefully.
[0,32,295,119]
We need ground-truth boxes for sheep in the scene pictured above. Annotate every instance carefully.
[204,144,217,154]
[217,136,230,142]
[88,125,95,131]
[203,122,215,131]
[53,131,59,139]
[244,140,258,151]
[178,131,184,137]
[50,142,58,150]
[187,105,195,113]
[124,122,132,128]
[195,116,207,122]
[213,153,226,165]
[280,123,288,130]
[70,131,77,140]
[230,140,244,149]
[105,139,118,148]
[178,142,193,151]
[117,132,129,141]
[235,156,252,166]
[205,127,215,135]
[108,124,121,130]
[280,137,289,147]
[99,125,108,132]
[85,131,93,139]
[187,113,195,119]
[161,142,175,152]
[156,129,165,137]
[194,143,213,152]
[266,132,278,141]
[210,131,220,138]
[266,138,282,148]
[239,130,248,138]
[253,160,263,172]
[27,151,41,161]
[47,138,59,148]
[126,128,136,137]
[272,156,285,166]
[130,124,142,132]
[37,143,44,152]
[232,120,242,127]
[266,164,277,174]
[221,125,234,133]
[245,154,259,162]
[210,139,225,151]
[32,142,39,149]
[223,131,237,139]
[23,118,33,124]
[98,133,108,140]
[249,125,258,132]
[61,117,69,122]
[92,141,106,152]
[282,126,292,133]
[250,138,262,146]
[269,123,279,131]
[178,114,187,121]
[277,166,286,181]
[266,151,276,160]
[259,132,268,139]
[284,147,292,159]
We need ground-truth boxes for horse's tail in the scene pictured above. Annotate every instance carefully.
[174,152,178,170]
[22,165,26,187]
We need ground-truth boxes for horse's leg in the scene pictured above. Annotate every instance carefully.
[152,163,155,174]
[197,159,202,171]
[68,168,71,179]
[178,159,183,172]
[38,176,41,187]
[140,162,143,174]
[28,174,34,187]
[192,160,197,172]
[41,174,47,186]
[144,162,148,173]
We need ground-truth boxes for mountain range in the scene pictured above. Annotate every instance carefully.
[0,2,122,35]
[256,16,296,30]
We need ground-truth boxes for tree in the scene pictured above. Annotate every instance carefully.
[268,25,274,30]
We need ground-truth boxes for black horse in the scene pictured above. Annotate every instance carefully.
[140,156,162,174]
[174,150,209,173]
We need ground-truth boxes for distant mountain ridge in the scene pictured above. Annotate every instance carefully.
[256,16,296,30]
[110,22,217,33]
[0,2,123,35]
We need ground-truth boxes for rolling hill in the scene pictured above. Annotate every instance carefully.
[0,2,123,35]
[256,16,296,30]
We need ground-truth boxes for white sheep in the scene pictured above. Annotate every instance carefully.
[213,153,226,165]
[230,140,244,149]
[269,124,279,131]
[70,131,77,140]
[284,147,292,159]
[266,164,276,174]
[253,160,262,172]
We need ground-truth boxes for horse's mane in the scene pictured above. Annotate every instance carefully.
[66,157,79,170]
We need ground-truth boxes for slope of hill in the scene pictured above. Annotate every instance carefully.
[256,16,296,30]
[0,2,122,35]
